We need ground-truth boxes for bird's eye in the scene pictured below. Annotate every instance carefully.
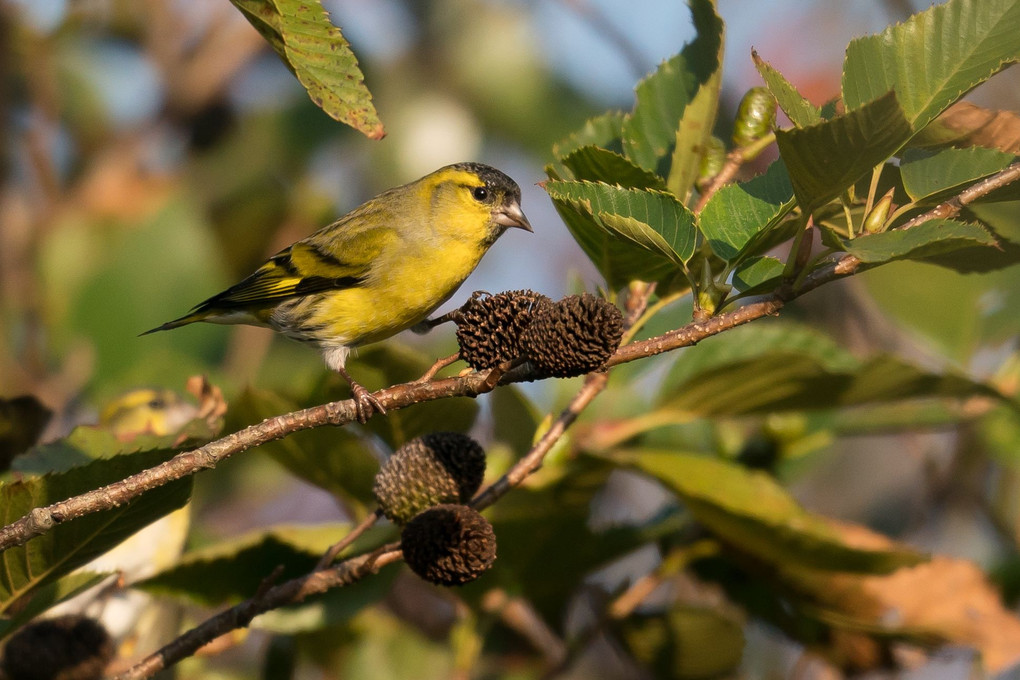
[472,186,489,201]
[148,398,166,410]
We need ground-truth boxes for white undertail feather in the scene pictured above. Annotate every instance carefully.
[322,345,352,372]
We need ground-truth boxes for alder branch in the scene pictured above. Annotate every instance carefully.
[3,161,1019,557]
[114,544,403,680]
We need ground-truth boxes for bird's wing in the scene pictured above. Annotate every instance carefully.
[199,242,372,310]
[193,196,401,313]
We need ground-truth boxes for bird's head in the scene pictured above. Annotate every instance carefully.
[424,162,532,246]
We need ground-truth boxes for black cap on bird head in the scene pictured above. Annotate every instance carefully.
[448,162,532,235]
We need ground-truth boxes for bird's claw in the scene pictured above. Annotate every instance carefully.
[351,382,385,423]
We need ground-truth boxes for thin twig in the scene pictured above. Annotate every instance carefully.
[415,351,462,383]
[898,161,1020,230]
[114,545,403,680]
[472,371,610,511]
[482,589,567,667]
[315,510,381,571]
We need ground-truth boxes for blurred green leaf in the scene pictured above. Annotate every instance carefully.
[775,91,912,211]
[54,200,229,392]
[230,0,384,138]
[561,146,668,190]
[861,260,986,362]
[841,219,997,266]
[485,457,643,622]
[699,160,795,262]
[622,0,723,180]
[620,605,745,679]
[232,387,379,512]
[661,349,1002,417]
[0,571,110,640]
[0,449,192,616]
[140,523,352,605]
[13,400,220,478]
[660,321,859,400]
[842,0,1020,133]
[752,50,821,127]
[489,386,541,457]
[613,449,923,572]
[340,609,454,680]
[0,397,51,473]
[544,181,697,264]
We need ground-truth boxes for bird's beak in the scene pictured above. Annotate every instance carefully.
[494,199,533,232]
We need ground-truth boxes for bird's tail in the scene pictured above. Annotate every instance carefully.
[139,310,211,336]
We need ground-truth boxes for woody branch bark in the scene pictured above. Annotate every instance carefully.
[1,162,1018,555]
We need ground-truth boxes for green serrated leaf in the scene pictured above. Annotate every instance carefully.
[916,202,1020,274]
[230,0,384,138]
[699,160,795,261]
[544,180,698,264]
[561,146,668,190]
[900,147,1017,203]
[841,218,998,265]
[842,0,1020,133]
[667,0,725,199]
[622,0,723,177]
[546,183,682,292]
[752,49,821,127]
[232,387,378,512]
[139,523,359,606]
[0,449,191,616]
[776,91,913,211]
[614,449,924,572]
[552,112,626,161]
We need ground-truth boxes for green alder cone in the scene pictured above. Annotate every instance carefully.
[732,86,777,148]
[373,432,486,525]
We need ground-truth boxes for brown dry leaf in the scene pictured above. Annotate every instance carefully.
[783,520,1020,673]
[914,102,1020,154]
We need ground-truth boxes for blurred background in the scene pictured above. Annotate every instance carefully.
[2,0,1020,677]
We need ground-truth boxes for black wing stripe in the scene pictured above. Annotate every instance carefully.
[292,275,365,295]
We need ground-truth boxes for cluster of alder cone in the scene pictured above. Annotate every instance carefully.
[382,289,626,586]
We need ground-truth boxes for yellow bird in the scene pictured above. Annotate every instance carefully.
[145,163,532,421]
